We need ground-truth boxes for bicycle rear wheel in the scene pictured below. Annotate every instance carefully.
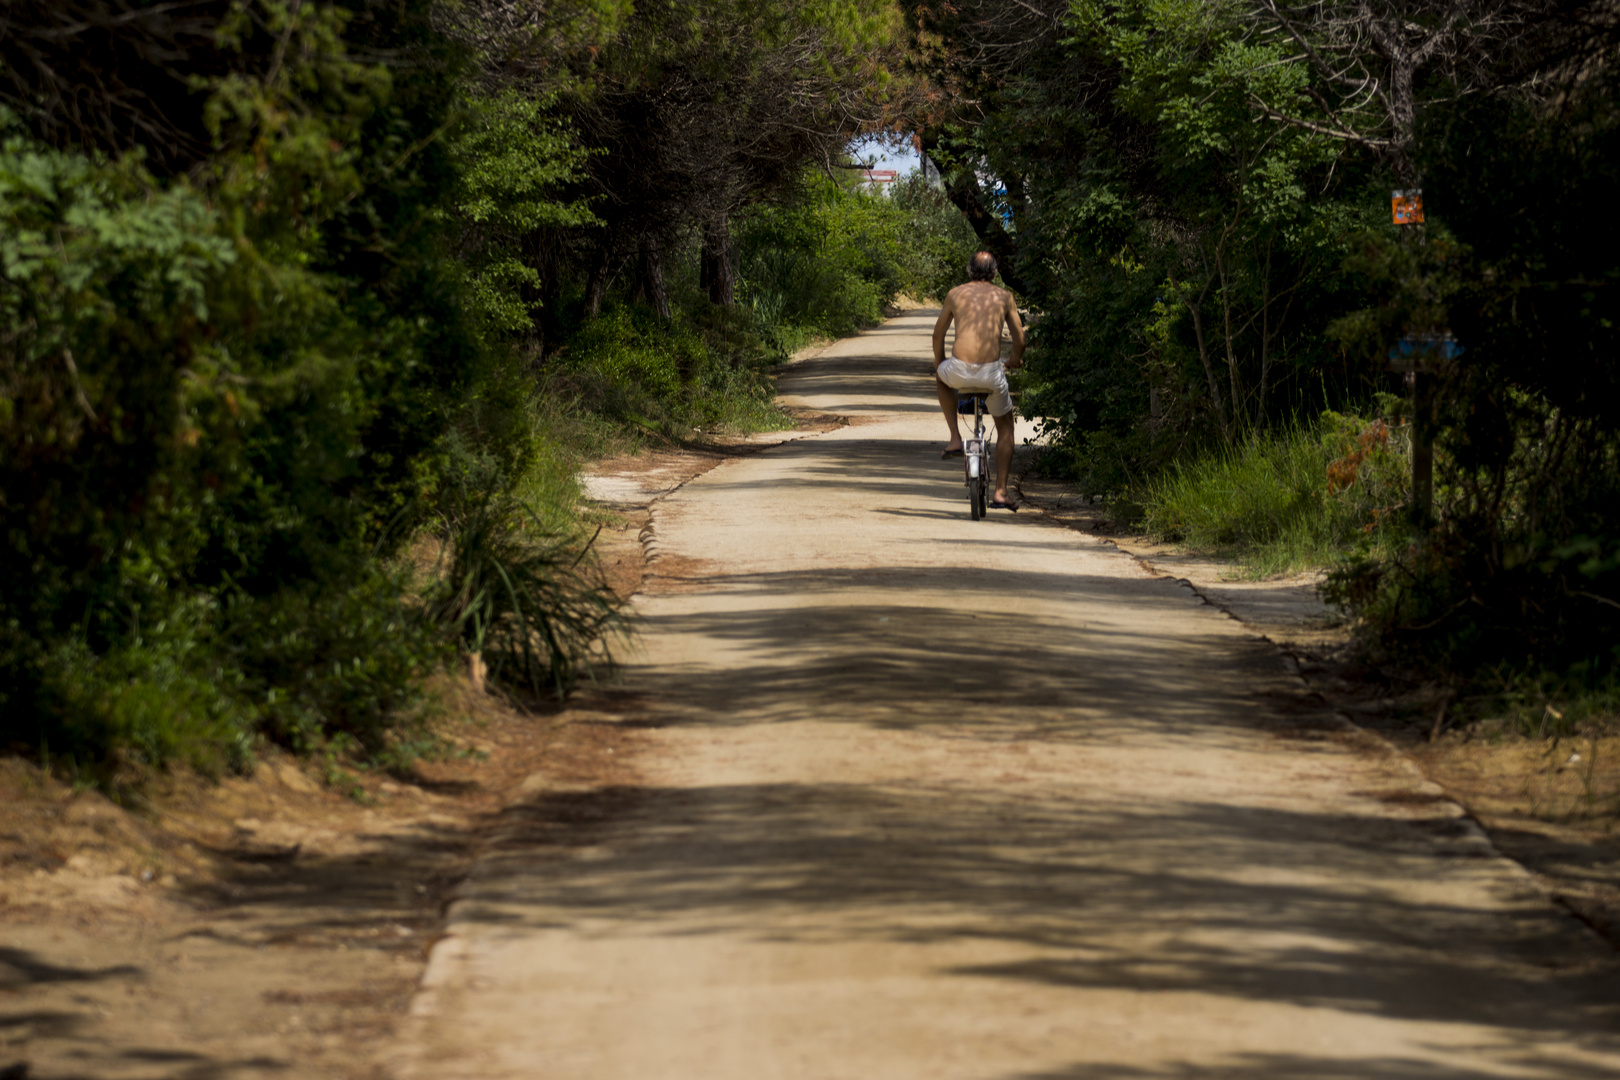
[970,472,986,519]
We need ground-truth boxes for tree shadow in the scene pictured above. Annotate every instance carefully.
[447,779,1620,1059]
[617,562,1306,737]
[1002,1052,1620,1079]
[0,948,143,988]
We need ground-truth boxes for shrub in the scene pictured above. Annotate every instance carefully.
[1139,409,1410,575]
[552,297,788,439]
[889,172,980,303]
[229,568,447,757]
[428,485,623,698]
[0,0,497,781]
[736,169,976,350]
[26,595,256,783]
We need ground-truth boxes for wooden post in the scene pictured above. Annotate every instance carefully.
[1389,334,1458,528]
[1389,187,1439,526]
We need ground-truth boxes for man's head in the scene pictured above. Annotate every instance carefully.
[967,250,998,283]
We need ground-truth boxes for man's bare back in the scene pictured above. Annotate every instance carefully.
[933,281,1025,368]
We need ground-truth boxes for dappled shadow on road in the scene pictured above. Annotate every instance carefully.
[777,318,944,417]
[699,417,1036,501]
[0,947,143,988]
[460,778,1620,1066]
[625,562,1296,740]
[783,366,940,415]
[1002,1053,1620,1079]
[447,516,1620,1072]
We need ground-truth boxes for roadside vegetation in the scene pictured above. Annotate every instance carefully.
[12,0,1616,787]
[1139,407,1411,577]
[907,0,1620,734]
[0,0,973,791]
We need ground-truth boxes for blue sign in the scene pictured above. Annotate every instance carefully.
[1389,335,1464,362]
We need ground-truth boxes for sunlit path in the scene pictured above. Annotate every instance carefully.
[398,312,1620,1080]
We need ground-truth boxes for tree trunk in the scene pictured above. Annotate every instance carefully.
[1215,245,1244,433]
[520,230,549,355]
[1186,282,1231,441]
[918,129,1027,294]
[584,231,614,318]
[639,233,670,321]
[701,218,736,307]
[1257,240,1274,422]
[1389,57,1418,185]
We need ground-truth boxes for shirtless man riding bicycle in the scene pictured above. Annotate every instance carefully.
[933,251,1026,511]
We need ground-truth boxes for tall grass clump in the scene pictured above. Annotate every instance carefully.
[428,483,624,699]
[1139,410,1411,575]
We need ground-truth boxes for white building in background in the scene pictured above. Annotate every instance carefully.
[859,169,899,193]
[848,132,945,193]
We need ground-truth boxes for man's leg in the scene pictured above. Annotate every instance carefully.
[936,376,963,453]
[993,411,1015,505]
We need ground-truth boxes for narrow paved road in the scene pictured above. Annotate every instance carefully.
[400,313,1620,1079]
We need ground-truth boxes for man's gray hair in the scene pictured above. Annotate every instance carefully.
[967,250,998,282]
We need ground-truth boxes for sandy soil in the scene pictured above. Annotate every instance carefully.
[0,681,643,1080]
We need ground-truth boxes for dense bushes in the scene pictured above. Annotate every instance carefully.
[737,171,977,350]
[0,0,942,785]
[1322,86,1620,682]
[0,0,613,783]
[911,0,1620,698]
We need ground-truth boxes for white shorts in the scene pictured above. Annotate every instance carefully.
[936,357,1013,417]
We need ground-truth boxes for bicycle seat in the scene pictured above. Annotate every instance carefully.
[956,392,989,415]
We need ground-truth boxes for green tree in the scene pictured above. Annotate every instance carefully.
[0,0,503,766]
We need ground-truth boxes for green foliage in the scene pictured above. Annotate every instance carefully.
[1140,410,1410,575]
[0,0,623,782]
[29,597,255,782]
[1319,80,1620,684]
[737,169,972,348]
[890,173,982,304]
[569,305,687,400]
[230,568,446,757]
[450,89,598,337]
[429,481,623,698]
[557,299,788,437]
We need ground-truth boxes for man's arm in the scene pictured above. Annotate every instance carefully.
[932,294,955,369]
[1003,291,1026,369]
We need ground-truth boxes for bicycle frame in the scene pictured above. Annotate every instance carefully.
[957,392,993,519]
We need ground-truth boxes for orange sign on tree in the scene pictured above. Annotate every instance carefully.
[1391,188,1424,225]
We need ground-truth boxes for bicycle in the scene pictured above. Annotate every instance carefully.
[956,391,994,520]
